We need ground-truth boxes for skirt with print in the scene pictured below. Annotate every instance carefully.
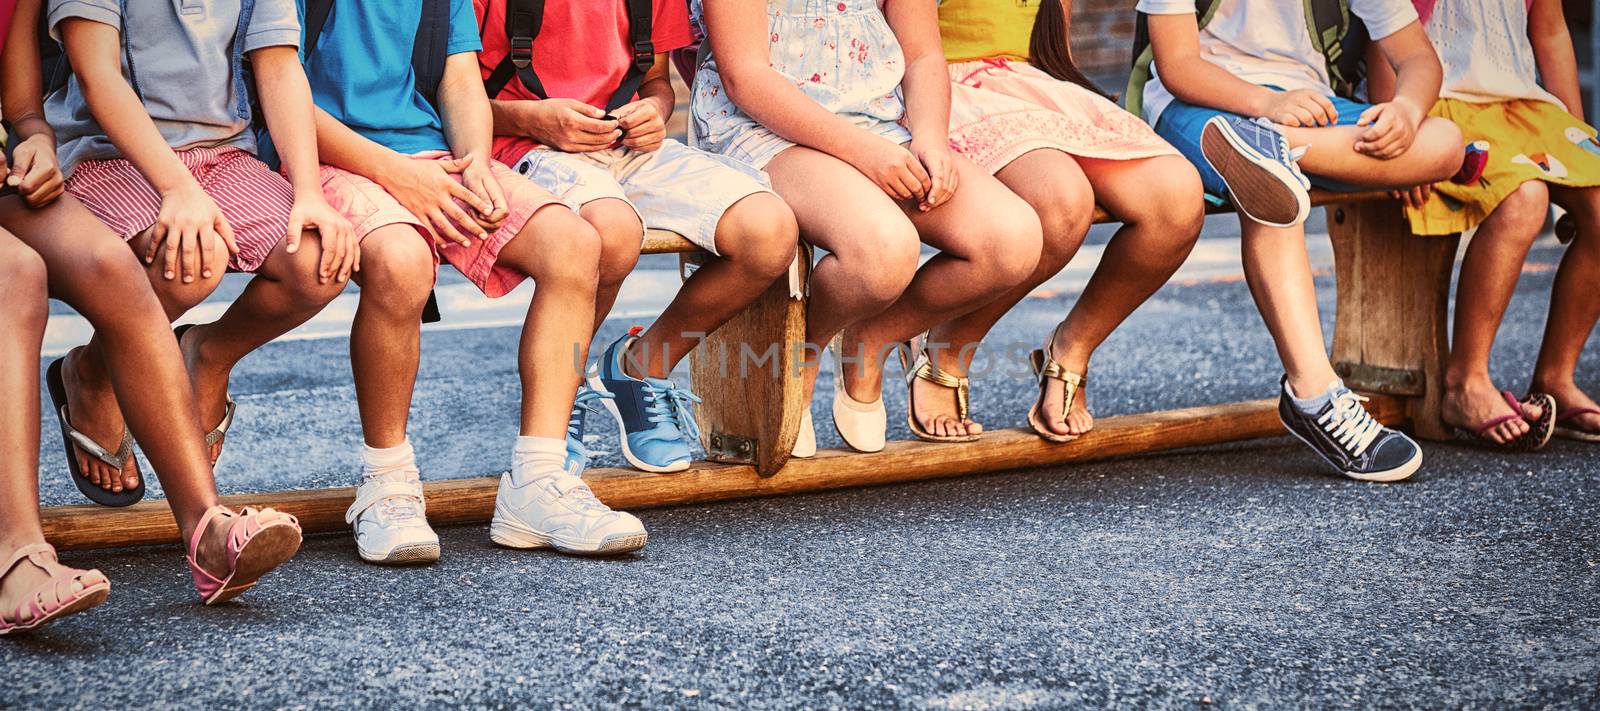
[1410,97,1600,236]
[947,58,1178,174]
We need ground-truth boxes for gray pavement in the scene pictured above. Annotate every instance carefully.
[6,224,1599,708]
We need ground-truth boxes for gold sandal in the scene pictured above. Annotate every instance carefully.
[1028,325,1088,443]
[899,341,981,444]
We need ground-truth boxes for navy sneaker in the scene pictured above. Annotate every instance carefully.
[1278,377,1422,482]
[564,383,614,476]
[590,330,703,473]
[1201,115,1311,228]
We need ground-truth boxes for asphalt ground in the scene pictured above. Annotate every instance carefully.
[6,219,1599,709]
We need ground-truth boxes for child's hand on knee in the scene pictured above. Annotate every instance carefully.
[149,183,237,284]
[849,137,931,203]
[910,138,959,212]
[289,196,359,284]
[1258,89,1338,127]
[1356,99,1425,160]
[6,135,67,208]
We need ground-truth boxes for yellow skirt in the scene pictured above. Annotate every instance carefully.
[1409,98,1600,236]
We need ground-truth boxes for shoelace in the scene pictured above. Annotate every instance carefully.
[1250,117,1310,179]
[1317,390,1384,457]
[566,388,616,472]
[642,380,703,443]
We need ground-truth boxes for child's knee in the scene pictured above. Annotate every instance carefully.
[520,208,603,291]
[984,207,1045,285]
[146,234,228,312]
[280,232,348,310]
[359,230,436,315]
[1412,117,1466,182]
[1033,181,1096,258]
[0,244,49,326]
[580,198,644,285]
[716,193,800,281]
[842,215,920,304]
[1497,180,1552,240]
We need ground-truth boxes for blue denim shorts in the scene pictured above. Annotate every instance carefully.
[1153,88,1371,201]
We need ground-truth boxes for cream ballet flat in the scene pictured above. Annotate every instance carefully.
[792,407,817,458]
[829,337,886,453]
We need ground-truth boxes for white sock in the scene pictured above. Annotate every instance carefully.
[1287,379,1338,414]
[362,439,418,481]
[511,436,567,485]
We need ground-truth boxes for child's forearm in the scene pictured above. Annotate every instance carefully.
[1529,0,1582,119]
[638,73,674,123]
[1146,14,1276,116]
[438,53,495,162]
[61,19,195,193]
[899,53,951,146]
[721,64,890,160]
[313,106,411,179]
[251,46,323,197]
[1,0,50,141]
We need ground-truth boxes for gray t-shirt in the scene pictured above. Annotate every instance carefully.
[46,0,301,176]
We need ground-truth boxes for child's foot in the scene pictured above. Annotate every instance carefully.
[1032,328,1093,439]
[489,469,647,555]
[903,337,983,440]
[1277,377,1422,482]
[186,505,302,605]
[60,347,140,494]
[591,331,701,473]
[1201,116,1311,228]
[347,446,440,565]
[1442,379,1535,445]
[1533,379,1600,441]
[0,542,109,635]
[176,324,236,465]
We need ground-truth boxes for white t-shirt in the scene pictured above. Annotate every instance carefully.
[1135,0,1419,126]
[1422,0,1562,108]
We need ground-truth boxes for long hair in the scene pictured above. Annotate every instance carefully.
[1028,0,1112,99]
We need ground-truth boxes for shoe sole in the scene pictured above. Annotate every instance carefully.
[587,373,692,474]
[204,523,302,605]
[0,583,109,635]
[1279,414,1423,483]
[357,541,441,566]
[1201,119,1310,229]
[489,517,648,556]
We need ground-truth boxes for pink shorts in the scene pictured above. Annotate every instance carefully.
[64,146,292,273]
[315,151,564,298]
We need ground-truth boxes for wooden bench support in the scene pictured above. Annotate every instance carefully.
[680,250,809,476]
[1327,202,1459,440]
[40,395,1403,551]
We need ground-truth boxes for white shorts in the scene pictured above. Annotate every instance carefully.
[508,139,774,255]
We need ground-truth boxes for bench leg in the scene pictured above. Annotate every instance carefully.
[680,252,810,476]
[1327,202,1459,440]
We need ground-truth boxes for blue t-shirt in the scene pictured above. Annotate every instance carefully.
[300,0,481,154]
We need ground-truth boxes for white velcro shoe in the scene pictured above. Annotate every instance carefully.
[489,472,647,555]
[346,473,440,565]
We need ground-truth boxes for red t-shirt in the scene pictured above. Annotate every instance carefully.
[475,0,694,163]
[0,0,18,59]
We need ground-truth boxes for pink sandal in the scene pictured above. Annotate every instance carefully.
[0,543,110,635]
[186,505,303,605]
[1555,407,1600,443]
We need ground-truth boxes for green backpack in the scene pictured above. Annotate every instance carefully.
[1124,0,1371,118]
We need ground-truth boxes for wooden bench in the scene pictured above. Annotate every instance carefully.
[40,190,1458,551]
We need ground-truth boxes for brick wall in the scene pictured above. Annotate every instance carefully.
[1067,0,1140,97]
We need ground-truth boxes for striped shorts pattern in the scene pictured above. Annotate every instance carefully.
[65,146,293,273]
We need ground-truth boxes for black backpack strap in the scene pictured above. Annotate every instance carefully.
[603,0,655,111]
[483,0,547,100]
[302,0,335,59]
[412,0,451,109]
[1304,0,1369,99]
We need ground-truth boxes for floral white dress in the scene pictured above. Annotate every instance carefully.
[689,0,915,169]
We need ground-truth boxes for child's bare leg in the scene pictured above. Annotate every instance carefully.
[1239,217,1340,397]
[176,233,346,462]
[1533,184,1600,431]
[0,233,49,556]
[580,198,644,337]
[845,154,1042,438]
[628,194,798,379]
[3,201,221,536]
[349,228,436,448]
[1445,180,1548,442]
[763,146,923,405]
[488,205,604,438]
[1278,118,1462,188]
[1035,155,1204,437]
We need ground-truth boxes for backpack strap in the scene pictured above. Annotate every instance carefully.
[483,0,547,100]
[1303,0,1369,99]
[412,0,452,109]
[602,0,655,111]
[231,0,256,119]
[302,0,335,60]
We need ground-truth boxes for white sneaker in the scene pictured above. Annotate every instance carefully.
[489,471,647,555]
[346,472,440,565]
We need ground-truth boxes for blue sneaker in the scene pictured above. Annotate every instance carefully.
[590,331,703,473]
[564,384,614,476]
[1200,115,1311,228]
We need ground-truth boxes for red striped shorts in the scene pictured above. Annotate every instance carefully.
[64,146,292,273]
